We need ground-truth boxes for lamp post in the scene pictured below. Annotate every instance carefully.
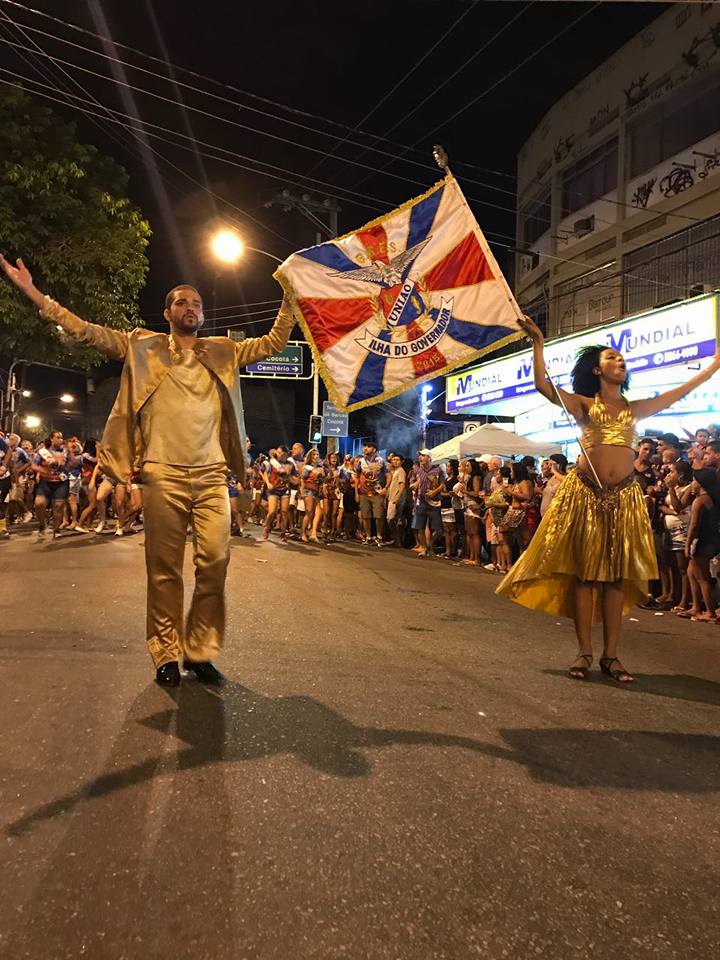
[16,393,75,433]
[5,359,85,432]
[420,384,433,449]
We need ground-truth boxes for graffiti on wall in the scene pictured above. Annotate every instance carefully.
[660,162,696,197]
[630,142,720,208]
[632,178,657,209]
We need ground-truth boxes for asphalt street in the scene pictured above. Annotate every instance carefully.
[1,524,719,960]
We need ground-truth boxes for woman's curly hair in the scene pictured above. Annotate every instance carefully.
[571,344,631,398]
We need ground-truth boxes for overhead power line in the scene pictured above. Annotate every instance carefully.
[3,63,702,302]
[0,68,393,212]
[0,67,703,303]
[350,2,600,193]
[0,31,520,204]
[307,1,477,178]
[0,11,296,248]
[0,0,518,186]
[0,63,526,220]
[4,25,694,236]
[8,2,702,231]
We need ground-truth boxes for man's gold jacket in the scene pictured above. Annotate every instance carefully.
[40,297,295,483]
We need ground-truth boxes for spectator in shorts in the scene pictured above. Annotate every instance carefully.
[63,440,83,530]
[31,431,75,540]
[440,459,461,560]
[454,459,484,566]
[288,442,305,534]
[321,451,341,541]
[0,433,32,534]
[663,459,694,613]
[300,448,325,543]
[356,441,388,546]
[339,454,358,540]
[685,468,720,622]
[409,449,443,559]
[386,453,407,547]
[262,445,296,542]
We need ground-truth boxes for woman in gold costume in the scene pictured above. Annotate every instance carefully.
[497,316,720,683]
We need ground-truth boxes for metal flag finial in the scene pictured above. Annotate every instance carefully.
[432,144,451,176]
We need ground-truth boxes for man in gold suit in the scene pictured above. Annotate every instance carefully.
[1,255,295,687]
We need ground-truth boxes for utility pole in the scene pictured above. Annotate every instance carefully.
[265,190,341,454]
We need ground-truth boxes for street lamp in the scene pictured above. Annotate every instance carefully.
[210,227,282,266]
[24,415,41,428]
[59,393,75,404]
[211,229,244,264]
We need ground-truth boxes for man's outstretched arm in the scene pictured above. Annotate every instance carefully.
[233,297,296,367]
[0,255,130,361]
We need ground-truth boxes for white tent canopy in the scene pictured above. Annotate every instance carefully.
[429,424,563,462]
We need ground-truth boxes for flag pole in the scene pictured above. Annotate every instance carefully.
[431,144,604,490]
[543,371,603,489]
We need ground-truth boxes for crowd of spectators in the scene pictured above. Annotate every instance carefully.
[634,426,720,622]
[3,424,720,622]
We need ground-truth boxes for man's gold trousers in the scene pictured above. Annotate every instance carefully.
[141,462,230,667]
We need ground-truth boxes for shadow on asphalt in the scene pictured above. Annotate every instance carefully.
[543,668,720,708]
[8,680,720,838]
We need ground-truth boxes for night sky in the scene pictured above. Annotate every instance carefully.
[0,0,667,444]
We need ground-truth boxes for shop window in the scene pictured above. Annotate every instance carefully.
[628,76,720,179]
[561,140,618,217]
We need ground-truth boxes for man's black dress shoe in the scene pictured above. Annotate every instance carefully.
[155,662,181,687]
[182,659,224,684]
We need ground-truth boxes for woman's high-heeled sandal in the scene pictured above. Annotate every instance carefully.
[599,657,634,683]
[568,654,593,680]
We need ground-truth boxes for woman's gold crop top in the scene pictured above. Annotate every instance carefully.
[580,395,637,450]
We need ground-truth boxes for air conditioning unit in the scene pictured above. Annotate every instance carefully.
[573,215,595,238]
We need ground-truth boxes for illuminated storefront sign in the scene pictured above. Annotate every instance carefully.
[446,295,718,413]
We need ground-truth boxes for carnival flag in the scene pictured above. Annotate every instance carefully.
[274,175,524,412]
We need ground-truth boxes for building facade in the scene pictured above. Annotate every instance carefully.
[515,3,720,337]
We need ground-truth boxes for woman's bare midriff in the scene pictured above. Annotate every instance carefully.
[577,445,635,488]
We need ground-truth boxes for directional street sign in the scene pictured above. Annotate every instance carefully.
[246,345,303,376]
[322,400,349,437]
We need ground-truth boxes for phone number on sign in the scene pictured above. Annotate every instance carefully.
[653,345,699,365]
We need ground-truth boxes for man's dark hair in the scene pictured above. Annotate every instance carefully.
[521,455,536,470]
[638,437,656,451]
[549,453,568,472]
[658,432,680,448]
[706,440,720,454]
[165,284,202,310]
[276,444,289,454]
[364,439,377,449]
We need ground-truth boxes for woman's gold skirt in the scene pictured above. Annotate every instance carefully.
[496,470,657,621]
